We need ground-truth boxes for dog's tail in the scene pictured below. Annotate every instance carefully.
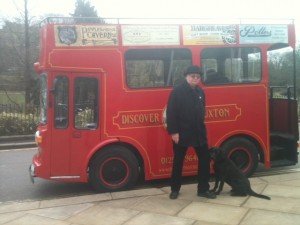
[249,189,271,200]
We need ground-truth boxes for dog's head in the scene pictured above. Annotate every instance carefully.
[209,147,227,162]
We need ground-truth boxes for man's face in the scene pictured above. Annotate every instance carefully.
[186,73,201,87]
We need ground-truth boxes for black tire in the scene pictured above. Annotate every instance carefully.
[222,137,258,177]
[89,146,139,192]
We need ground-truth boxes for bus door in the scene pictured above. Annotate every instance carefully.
[51,73,100,177]
[268,45,299,166]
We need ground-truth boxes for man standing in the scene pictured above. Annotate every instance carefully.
[166,65,216,200]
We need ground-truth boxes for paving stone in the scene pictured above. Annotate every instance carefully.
[178,202,248,225]
[0,211,25,224]
[111,188,165,199]
[240,209,300,225]
[244,196,300,214]
[130,195,192,216]
[40,193,111,208]
[209,182,268,206]
[124,212,195,225]
[1,171,300,225]
[3,214,70,225]
[67,204,140,225]
[275,179,300,187]
[261,172,300,183]
[0,201,39,213]
[98,196,147,208]
[28,203,94,220]
[264,184,300,198]
[193,221,224,225]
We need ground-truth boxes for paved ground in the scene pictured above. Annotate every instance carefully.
[1,170,300,225]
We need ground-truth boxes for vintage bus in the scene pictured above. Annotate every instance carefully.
[30,17,298,192]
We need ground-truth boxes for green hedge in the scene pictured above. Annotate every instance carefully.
[0,112,38,136]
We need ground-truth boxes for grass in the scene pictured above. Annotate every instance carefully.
[0,92,25,105]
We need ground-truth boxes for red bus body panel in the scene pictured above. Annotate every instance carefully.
[32,21,296,183]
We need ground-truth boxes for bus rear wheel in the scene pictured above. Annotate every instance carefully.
[89,146,139,192]
[222,137,258,177]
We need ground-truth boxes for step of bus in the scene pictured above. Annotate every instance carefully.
[271,159,297,168]
[270,146,291,161]
[270,132,296,141]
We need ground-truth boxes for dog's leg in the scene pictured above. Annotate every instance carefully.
[215,180,224,195]
[211,174,219,192]
[215,171,225,195]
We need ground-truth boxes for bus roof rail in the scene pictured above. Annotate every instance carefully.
[39,17,295,27]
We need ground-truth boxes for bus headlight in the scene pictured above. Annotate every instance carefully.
[35,131,42,145]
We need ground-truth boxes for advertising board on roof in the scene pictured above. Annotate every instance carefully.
[54,25,119,46]
[122,25,180,46]
[239,25,288,44]
[182,25,237,45]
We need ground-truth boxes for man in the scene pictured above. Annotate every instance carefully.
[166,65,216,200]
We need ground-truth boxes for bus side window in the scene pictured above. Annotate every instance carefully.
[201,47,262,85]
[74,77,98,130]
[125,48,192,88]
[204,68,229,84]
[54,76,69,129]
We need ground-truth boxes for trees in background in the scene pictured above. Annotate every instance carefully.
[0,0,100,107]
[71,0,98,17]
[0,0,300,105]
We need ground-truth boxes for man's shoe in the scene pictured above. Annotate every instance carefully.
[169,191,179,199]
[197,191,216,199]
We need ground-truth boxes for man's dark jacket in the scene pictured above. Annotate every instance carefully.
[166,80,207,147]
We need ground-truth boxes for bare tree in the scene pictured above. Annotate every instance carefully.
[24,0,32,107]
[0,0,40,110]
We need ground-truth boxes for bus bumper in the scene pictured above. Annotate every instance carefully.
[29,164,36,184]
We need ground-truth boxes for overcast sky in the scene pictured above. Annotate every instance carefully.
[0,0,299,40]
[1,0,299,19]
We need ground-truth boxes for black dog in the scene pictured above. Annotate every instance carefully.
[210,147,271,200]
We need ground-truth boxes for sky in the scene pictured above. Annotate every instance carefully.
[0,0,299,41]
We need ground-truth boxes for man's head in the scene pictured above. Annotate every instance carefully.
[184,65,202,87]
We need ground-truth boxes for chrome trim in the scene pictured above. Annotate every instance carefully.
[29,164,35,184]
[35,130,40,145]
[50,176,80,179]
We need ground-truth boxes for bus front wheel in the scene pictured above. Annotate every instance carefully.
[221,137,259,177]
[89,146,139,192]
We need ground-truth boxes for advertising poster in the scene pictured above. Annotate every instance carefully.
[239,25,288,44]
[122,25,180,46]
[183,25,236,45]
[55,25,119,46]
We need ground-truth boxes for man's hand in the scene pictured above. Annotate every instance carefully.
[171,133,179,144]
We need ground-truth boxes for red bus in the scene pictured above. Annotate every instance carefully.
[30,17,298,192]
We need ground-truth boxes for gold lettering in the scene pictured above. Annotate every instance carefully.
[154,113,159,123]
[206,108,230,119]
[121,115,129,124]
[120,113,160,125]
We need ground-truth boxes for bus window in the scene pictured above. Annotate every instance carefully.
[268,46,294,90]
[54,76,69,129]
[125,48,192,88]
[39,73,48,124]
[201,47,262,85]
[74,77,98,129]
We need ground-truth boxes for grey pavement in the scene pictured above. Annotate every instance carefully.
[1,170,300,225]
[0,135,35,150]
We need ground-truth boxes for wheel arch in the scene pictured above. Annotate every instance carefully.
[220,134,264,163]
[86,141,145,181]
[87,142,146,192]
[217,132,265,163]
[217,133,266,177]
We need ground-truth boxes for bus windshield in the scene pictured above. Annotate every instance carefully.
[39,73,48,124]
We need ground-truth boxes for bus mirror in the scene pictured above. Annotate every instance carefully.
[50,78,58,95]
